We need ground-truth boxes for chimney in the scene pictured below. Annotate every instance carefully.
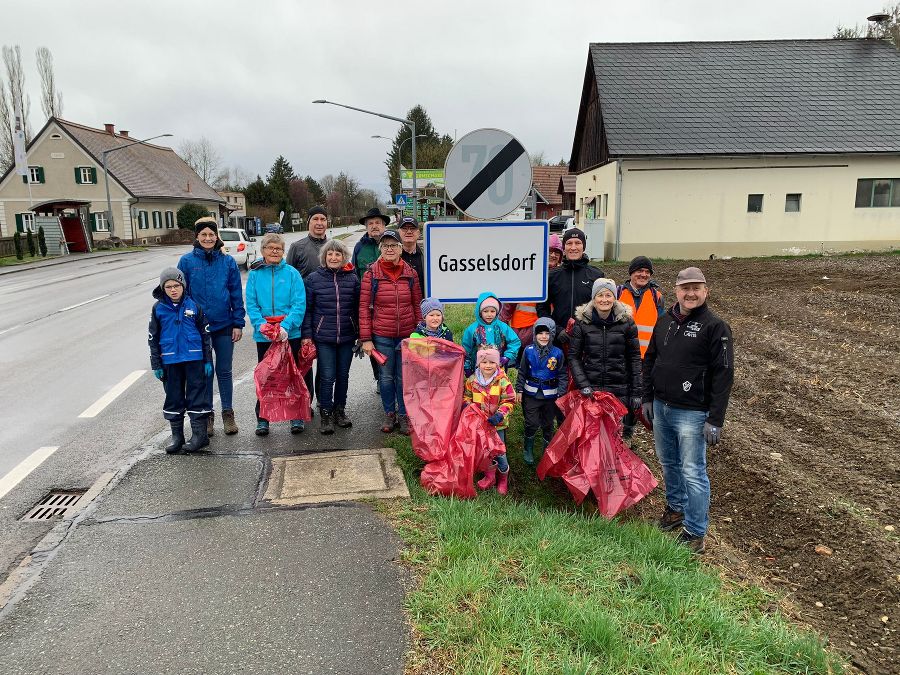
[104,123,115,134]
[186,180,192,193]
[119,130,129,138]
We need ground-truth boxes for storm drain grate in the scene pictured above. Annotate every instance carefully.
[21,490,87,521]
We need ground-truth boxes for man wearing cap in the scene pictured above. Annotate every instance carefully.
[286,206,329,278]
[537,228,605,346]
[352,207,390,281]
[617,255,665,439]
[642,267,734,554]
[398,216,424,293]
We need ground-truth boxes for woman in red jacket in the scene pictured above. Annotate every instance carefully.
[359,229,423,435]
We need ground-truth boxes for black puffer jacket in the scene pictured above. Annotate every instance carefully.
[568,300,641,403]
[537,255,605,339]
[301,264,360,344]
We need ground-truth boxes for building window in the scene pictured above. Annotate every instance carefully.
[152,211,163,229]
[747,194,763,213]
[785,193,801,212]
[138,211,149,229]
[26,166,45,184]
[94,212,109,231]
[15,212,36,232]
[75,166,97,184]
[165,210,175,228]
[856,178,900,207]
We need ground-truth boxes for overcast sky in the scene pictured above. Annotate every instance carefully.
[4,0,876,199]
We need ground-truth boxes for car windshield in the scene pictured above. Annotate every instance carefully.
[219,231,240,241]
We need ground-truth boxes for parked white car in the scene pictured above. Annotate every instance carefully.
[218,228,257,270]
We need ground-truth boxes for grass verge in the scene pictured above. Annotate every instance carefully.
[374,302,844,674]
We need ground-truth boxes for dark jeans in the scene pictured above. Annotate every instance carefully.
[315,341,354,412]
[206,327,235,411]
[255,338,302,423]
[522,395,557,442]
[162,361,210,422]
[373,335,405,415]
[303,364,320,405]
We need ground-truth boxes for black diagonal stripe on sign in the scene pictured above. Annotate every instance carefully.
[452,138,526,212]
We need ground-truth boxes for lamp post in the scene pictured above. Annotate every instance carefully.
[103,133,172,238]
[314,100,417,217]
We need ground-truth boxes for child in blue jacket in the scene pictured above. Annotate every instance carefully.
[461,292,521,376]
[148,268,213,454]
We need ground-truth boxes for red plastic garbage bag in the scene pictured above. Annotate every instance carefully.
[420,405,506,499]
[297,340,317,376]
[255,318,311,423]
[401,337,466,462]
[537,390,658,517]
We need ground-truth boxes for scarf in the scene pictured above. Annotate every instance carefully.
[380,259,403,282]
[414,320,449,339]
[475,368,498,387]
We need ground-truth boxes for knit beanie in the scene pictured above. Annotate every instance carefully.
[628,255,654,275]
[420,297,444,318]
[548,233,563,254]
[307,205,327,222]
[194,216,218,234]
[480,296,501,314]
[591,277,617,298]
[562,228,586,246]
[159,267,185,290]
[476,347,501,365]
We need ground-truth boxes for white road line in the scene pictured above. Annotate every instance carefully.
[0,446,59,501]
[0,324,22,336]
[57,294,111,313]
[78,370,147,418]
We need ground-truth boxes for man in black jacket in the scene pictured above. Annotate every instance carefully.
[537,229,604,346]
[642,267,734,554]
[398,216,424,293]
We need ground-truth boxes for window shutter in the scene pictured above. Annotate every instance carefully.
[22,175,27,184]
[37,167,45,183]
[15,214,23,232]
[90,213,98,232]
[89,167,97,184]
[74,167,83,184]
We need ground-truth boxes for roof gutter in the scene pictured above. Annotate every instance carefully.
[614,159,623,261]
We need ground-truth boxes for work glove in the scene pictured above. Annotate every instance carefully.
[153,368,164,381]
[641,401,654,423]
[580,387,593,397]
[204,362,214,378]
[277,327,288,342]
[630,397,642,412]
[704,422,721,446]
[487,412,503,426]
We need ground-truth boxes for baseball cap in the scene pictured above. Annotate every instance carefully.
[398,217,419,229]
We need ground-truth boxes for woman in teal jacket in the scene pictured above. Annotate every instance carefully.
[245,233,307,436]
[461,292,521,376]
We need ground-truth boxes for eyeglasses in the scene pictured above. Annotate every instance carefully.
[264,246,284,252]
[380,243,400,250]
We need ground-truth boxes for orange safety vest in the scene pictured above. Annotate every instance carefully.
[619,287,661,358]
[509,302,538,329]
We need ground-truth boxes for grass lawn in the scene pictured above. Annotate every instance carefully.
[0,254,59,267]
[374,302,843,674]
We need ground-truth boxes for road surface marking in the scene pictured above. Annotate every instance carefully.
[0,447,59,501]
[78,370,147,418]
[58,294,111,313]
[0,324,22,336]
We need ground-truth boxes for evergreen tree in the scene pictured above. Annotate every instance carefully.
[304,175,325,205]
[26,229,35,256]
[13,231,23,260]
[385,105,445,196]
[37,225,47,256]
[244,175,272,206]
[176,203,212,230]
[267,156,295,218]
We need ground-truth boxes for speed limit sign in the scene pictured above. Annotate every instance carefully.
[444,128,533,220]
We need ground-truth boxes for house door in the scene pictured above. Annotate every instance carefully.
[60,215,89,252]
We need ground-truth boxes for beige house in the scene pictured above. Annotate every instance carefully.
[569,39,900,260]
[218,190,246,226]
[0,118,224,246]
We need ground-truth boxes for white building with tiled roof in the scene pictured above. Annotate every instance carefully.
[0,118,224,245]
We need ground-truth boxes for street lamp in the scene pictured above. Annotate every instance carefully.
[103,133,172,238]
[314,99,417,216]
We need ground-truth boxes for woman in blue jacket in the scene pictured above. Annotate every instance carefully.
[177,217,246,437]
[245,233,307,436]
[301,239,360,435]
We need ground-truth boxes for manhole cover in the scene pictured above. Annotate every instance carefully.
[21,490,86,521]
[265,448,409,505]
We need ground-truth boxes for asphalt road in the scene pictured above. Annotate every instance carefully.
[0,226,364,578]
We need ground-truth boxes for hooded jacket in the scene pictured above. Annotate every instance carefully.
[177,242,246,333]
[148,286,212,368]
[461,292,522,374]
[286,234,328,278]
[568,299,641,403]
[358,258,423,340]
[351,233,380,281]
[515,317,567,400]
[537,255,605,339]
[464,369,516,431]
[245,258,307,342]
[301,263,360,344]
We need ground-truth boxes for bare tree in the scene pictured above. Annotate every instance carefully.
[178,136,224,186]
[0,85,12,174]
[319,174,336,196]
[530,150,547,166]
[3,46,31,142]
[36,47,63,119]
[834,3,900,46]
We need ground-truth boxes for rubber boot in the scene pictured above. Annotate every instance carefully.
[477,465,497,490]
[334,407,352,428]
[165,418,185,454]
[319,409,335,435]
[185,417,210,453]
[496,468,510,496]
[523,436,536,466]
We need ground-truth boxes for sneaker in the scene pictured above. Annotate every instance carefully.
[397,414,410,436]
[255,420,270,437]
[222,409,238,435]
[381,412,397,433]
[675,528,706,554]
[290,420,305,434]
[657,507,684,532]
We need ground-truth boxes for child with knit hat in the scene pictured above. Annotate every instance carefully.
[460,291,521,377]
[464,347,517,495]
[410,297,453,341]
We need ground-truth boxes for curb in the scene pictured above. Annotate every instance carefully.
[0,248,147,276]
